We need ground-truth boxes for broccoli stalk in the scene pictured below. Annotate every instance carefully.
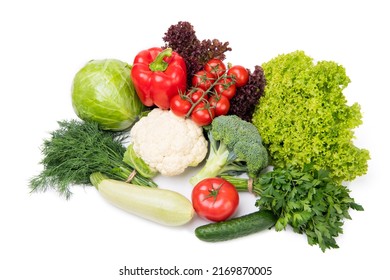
[189,132,247,185]
[190,115,269,185]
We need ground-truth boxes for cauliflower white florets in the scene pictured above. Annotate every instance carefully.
[130,108,208,176]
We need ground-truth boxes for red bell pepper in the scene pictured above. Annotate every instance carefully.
[131,47,187,109]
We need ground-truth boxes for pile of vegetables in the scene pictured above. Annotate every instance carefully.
[30,21,370,251]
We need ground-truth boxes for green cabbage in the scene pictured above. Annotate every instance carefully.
[71,59,145,131]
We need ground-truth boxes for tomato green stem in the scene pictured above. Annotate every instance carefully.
[205,183,224,202]
[185,74,226,118]
[149,48,172,72]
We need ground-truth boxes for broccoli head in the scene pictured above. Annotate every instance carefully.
[189,115,269,185]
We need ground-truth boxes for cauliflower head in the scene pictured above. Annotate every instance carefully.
[130,108,208,176]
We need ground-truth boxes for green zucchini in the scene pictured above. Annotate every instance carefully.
[90,172,194,226]
[195,210,277,242]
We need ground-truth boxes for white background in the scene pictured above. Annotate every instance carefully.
[1,0,389,279]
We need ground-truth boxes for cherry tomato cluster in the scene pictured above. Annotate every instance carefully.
[170,58,249,126]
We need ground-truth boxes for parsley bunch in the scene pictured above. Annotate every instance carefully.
[257,165,363,251]
[223,164,363,251]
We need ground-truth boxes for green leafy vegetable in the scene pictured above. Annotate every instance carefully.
[223,164,363,252]
[123,143,158,178]
[29,120,157,199]
[252,51,370,182]
[72,59,145,131]
[228,65,266,122]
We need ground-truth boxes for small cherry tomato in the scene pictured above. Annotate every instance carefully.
[189,89,207,103]
[209,95,230,116]
[214,77,237,100]
[192,70,215,91]
[204,58,226,78]
[227,65,249,87]
[170,95,191,117]
[191,102,215,126]
[192,177,239,222]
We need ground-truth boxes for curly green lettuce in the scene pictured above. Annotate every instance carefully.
[252,51,370,182]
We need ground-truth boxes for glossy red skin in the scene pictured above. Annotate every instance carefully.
[192,178,239,222]
[170,95,191,117]
[191,102,215,126]
[227,65,249,87]
[189,89,207,103]
[131,47,187,109]
[191,70,215,91]
[204,58,226,78]
[214,78,237,100]
[210,95,230,116]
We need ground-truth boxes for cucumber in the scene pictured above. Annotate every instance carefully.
[195,210,277,242]
[90,172,194,226]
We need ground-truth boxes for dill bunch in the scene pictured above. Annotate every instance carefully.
[29,119,157,199]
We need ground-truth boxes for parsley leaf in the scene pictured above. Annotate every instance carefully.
[254,165,363,252]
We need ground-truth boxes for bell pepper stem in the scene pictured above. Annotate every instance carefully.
[149,48,172,72]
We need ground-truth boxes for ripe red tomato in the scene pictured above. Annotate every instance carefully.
[170,95,191,117]
[192,70,215,91]
[191,102,215,126]
[189,89,207,103]
[227,65,249,87]
[192,177,239,222]
[204,58,226,78]
[209,95,230,116]
[214,77,237,100]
